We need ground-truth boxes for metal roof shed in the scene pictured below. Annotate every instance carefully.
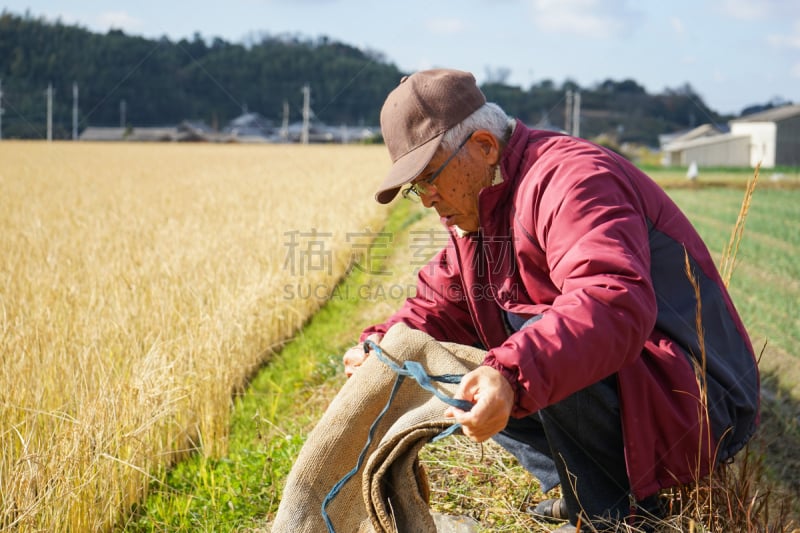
[663,133,751,167]
[730,104,800,168]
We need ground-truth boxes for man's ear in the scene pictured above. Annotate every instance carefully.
[470,130,502,165]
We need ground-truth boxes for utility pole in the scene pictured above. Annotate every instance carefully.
[301,84,310,145]
[120,99,126,128]
[46,83,53,142]
[572,91,581,138]
[565,89,573,135]
[0,78,4,141]
[281,99,289,141]
[72,82,79,140]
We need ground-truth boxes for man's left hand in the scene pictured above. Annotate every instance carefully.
[444,365,514,442]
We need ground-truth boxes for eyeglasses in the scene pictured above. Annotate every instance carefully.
[402,131,474,200]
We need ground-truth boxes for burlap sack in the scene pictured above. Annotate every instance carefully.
[271,322,486,533]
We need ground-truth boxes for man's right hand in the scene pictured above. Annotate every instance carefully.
[343,334,383,378]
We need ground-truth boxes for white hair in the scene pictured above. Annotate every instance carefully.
[441,102,512,151]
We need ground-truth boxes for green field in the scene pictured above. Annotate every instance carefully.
[665,185,800,395]
[126,170,800,532]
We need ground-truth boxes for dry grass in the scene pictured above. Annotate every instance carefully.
[0,141,389,531]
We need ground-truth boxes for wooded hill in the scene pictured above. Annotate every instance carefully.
[0,11,751,145]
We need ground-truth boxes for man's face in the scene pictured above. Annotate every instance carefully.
[413,132,497,233]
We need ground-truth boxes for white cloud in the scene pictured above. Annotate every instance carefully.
[768,33,800,49]
[767,20,800,49]
[670,16,685,35]
[527,0,641,39]
[95,11,143,33]
[412,57,436,72]
[715,0,768,20]
[424,17,467,35]
[715,0,800,20]
[792,62,800,79]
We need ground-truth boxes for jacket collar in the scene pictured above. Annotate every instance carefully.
[475,119,530,230]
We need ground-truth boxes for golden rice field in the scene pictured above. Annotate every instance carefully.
[0,141,390,531]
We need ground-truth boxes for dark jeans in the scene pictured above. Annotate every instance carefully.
[494,313,658,528]
[493,375,632,526]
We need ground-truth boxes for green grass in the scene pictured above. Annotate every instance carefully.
[664,187,800,395]
[124,169,800,532]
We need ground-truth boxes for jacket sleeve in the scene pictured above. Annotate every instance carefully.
[483,154,658,417]
[361,244,481,347]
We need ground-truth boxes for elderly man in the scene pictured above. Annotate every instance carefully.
[344,69,759,532]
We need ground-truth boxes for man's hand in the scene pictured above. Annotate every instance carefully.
[342,333,383,378]
[444,366,514,442]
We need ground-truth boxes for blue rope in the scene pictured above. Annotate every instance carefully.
[365,340,474,413]
[320,340,473,532]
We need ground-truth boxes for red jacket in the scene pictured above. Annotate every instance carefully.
[363,121,759,498]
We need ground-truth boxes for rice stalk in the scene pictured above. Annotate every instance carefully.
[720,162,760,288]
[0,141,389,531]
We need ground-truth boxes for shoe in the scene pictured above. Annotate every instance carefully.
[529,497,569,521]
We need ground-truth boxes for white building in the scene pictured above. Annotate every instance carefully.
[661,104,800,168]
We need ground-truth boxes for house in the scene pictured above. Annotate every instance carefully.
[176,120,229,142]
[729,104,800,167]
[658,123,727,151]
[79,126,179,142]
[79,127,128,141]
[661,104,800,168]
[222,112,275,142]
[659,124,735,166]
[79,123,231,142]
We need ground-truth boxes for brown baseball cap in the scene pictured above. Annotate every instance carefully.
[375,69,486,204]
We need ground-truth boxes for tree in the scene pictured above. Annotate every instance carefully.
[0,11,737,143]
[484,66,512,85]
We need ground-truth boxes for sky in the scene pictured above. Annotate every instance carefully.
[3,0,799,116]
